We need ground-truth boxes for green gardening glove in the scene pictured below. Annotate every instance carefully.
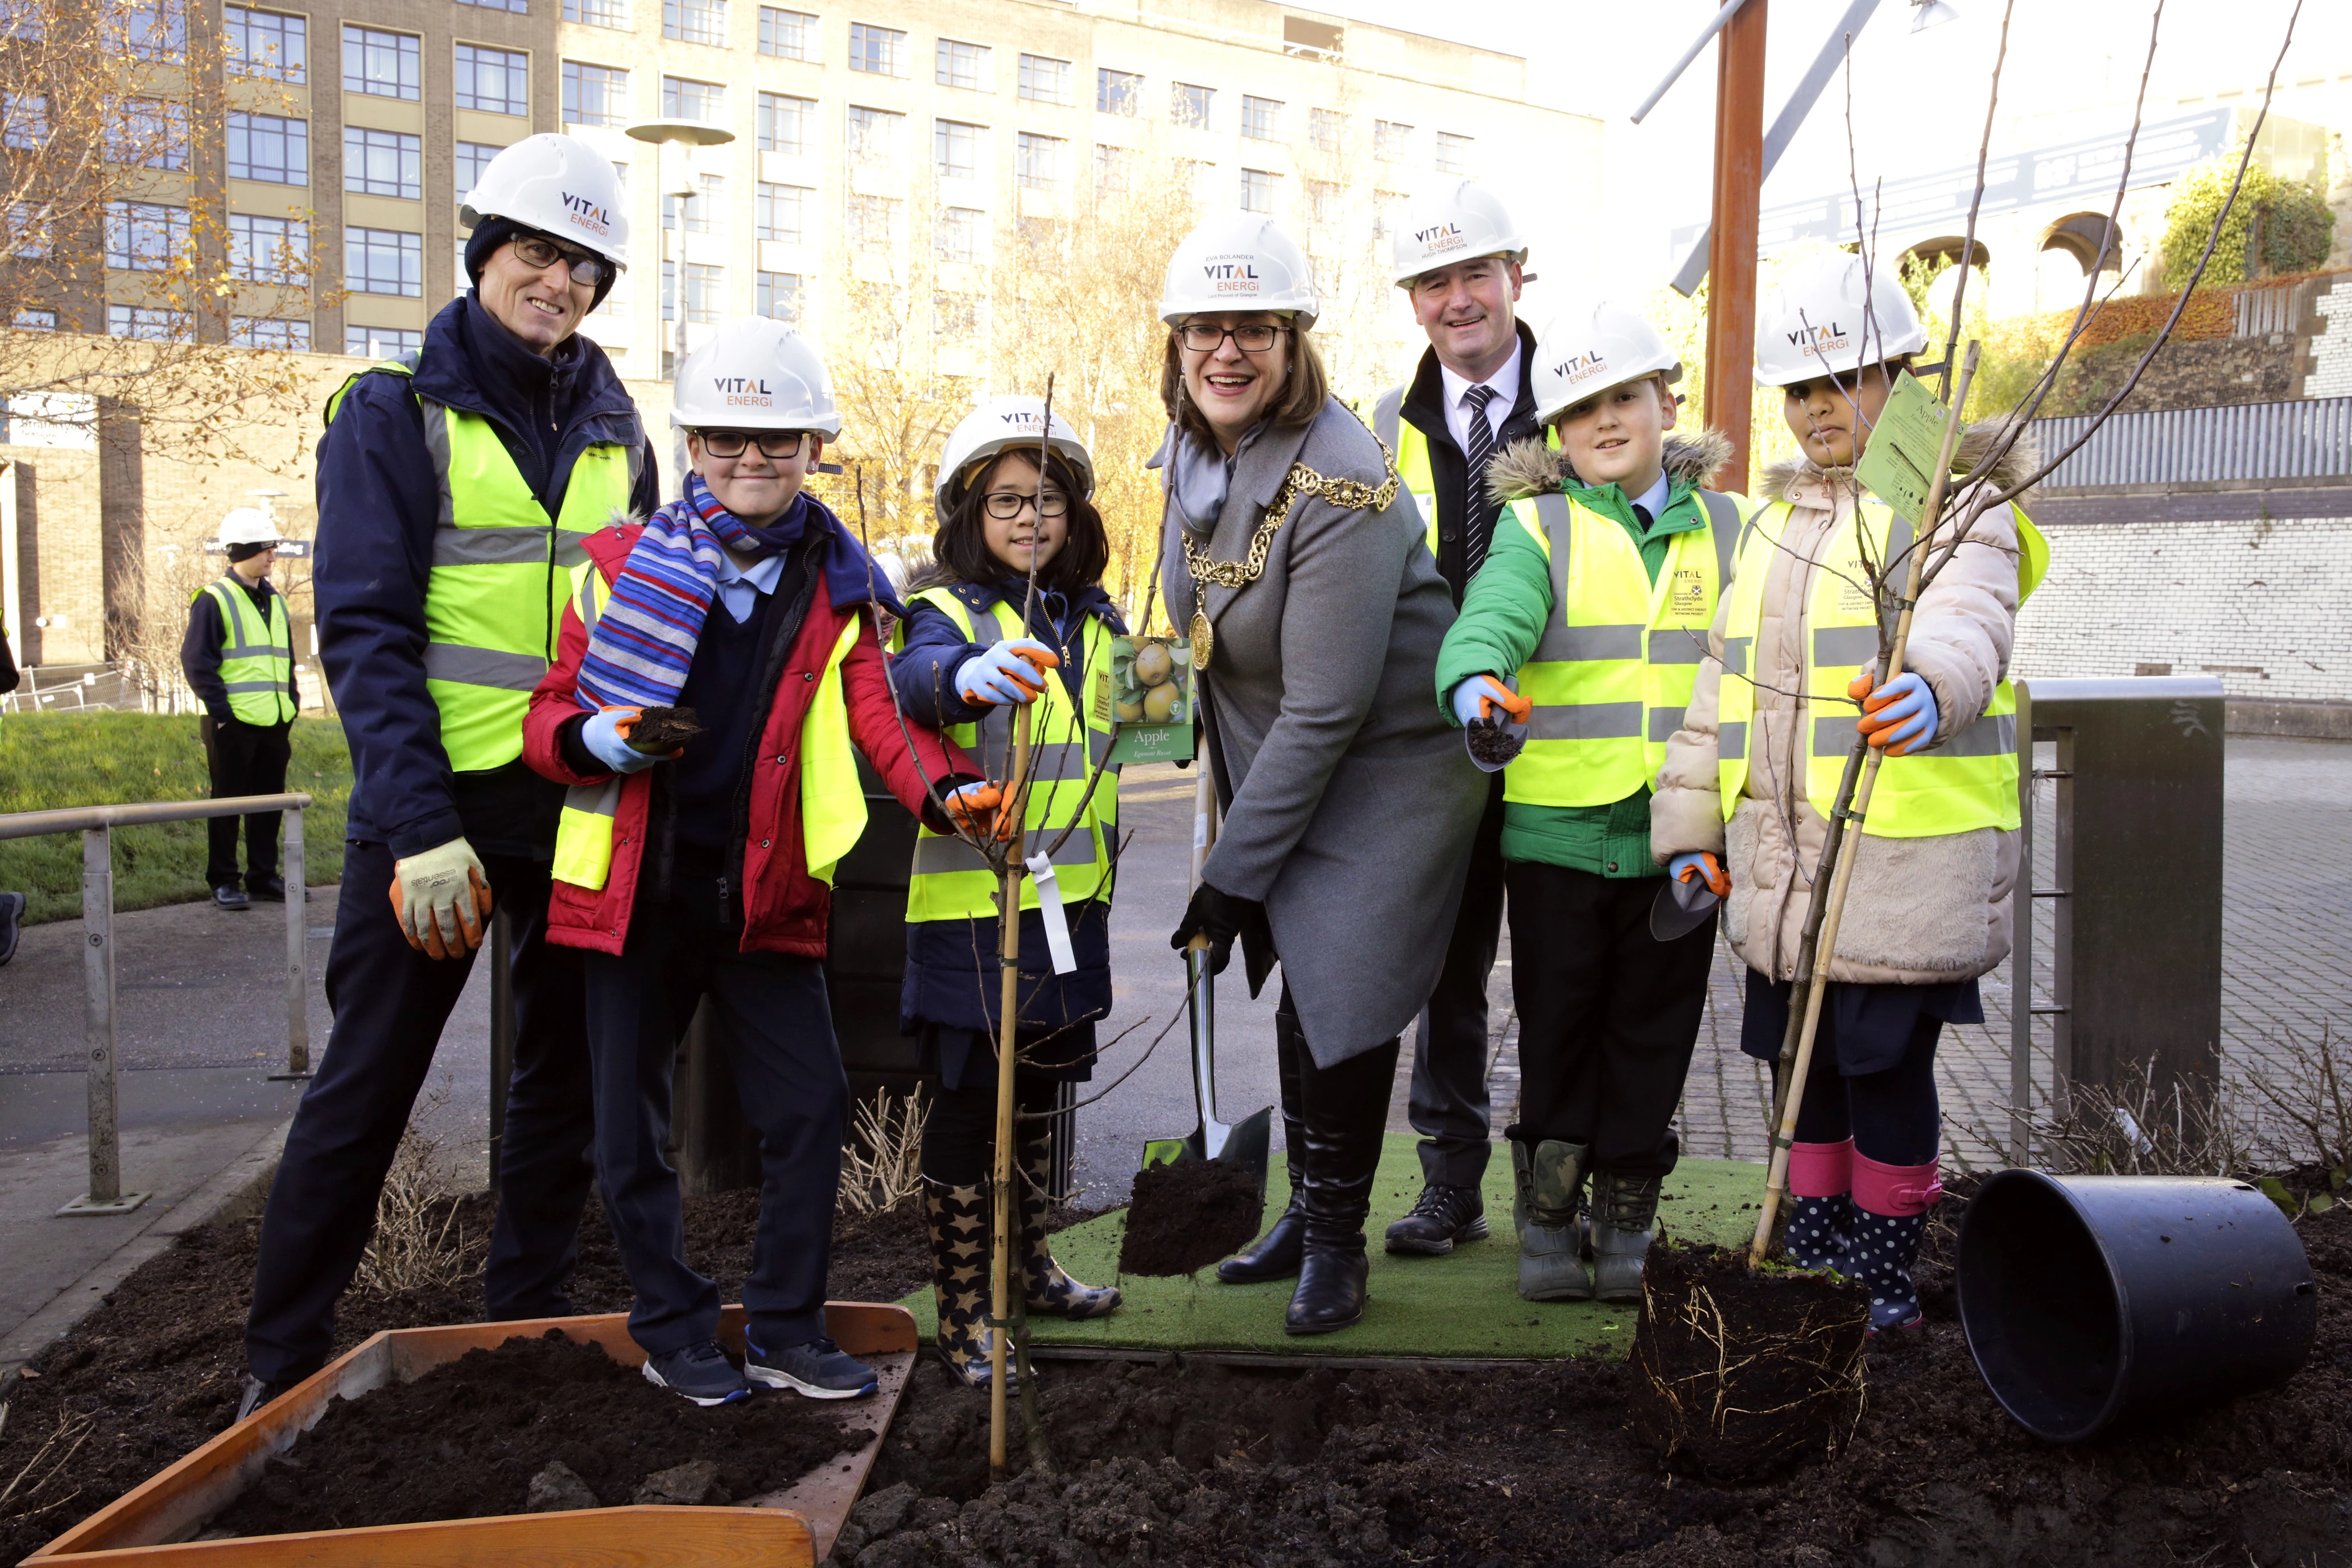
[389,836,493,960]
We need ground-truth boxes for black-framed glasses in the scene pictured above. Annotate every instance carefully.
[510,233,616,289]
[1177,321,1290,354]
[984,489,1069,519]
[698,430,807,459]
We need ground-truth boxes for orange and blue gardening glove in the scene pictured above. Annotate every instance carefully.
[1667,851,1731,898]
[955,638,1061,706]
[1449,674,1533,728]
[1851,671,1940,757]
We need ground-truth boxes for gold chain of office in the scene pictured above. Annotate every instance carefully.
[1184,439,1401,671]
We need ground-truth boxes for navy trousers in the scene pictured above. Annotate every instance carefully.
[245,841,595,1383]
[583,891,846,1357]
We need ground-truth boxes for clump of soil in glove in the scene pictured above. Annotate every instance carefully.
[1464,719,1525,768]
[207,1331,869,1537]
[1116,1158,1264,1276]
[1631,1243,1868,1483]
[626,704,705,753]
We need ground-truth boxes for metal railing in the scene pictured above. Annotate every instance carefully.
[2033,395,2352,490]
[2233,283,2304,339]
[0,793,313,1215]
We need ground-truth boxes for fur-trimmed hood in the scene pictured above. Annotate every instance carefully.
[1483,428,1737,506]
[1759,417,2041,503]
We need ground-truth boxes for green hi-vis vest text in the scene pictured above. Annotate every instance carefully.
[1715,498,2052,838]
[194,575,296,724]
[549,563,869,893]
[1500,489,1739,808]
[324,356,639,773]
[899,590,1118,924]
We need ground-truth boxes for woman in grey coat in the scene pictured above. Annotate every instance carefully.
[1157,213,1487,1334]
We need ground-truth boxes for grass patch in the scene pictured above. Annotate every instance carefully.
[0,712,350,924]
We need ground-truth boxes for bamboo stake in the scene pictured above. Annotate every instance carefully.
[987,699,1031,1482]
[1751,341,1980,1266]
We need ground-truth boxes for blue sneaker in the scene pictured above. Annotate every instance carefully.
[744,1335,877,1400]
[641,1340,752,1406]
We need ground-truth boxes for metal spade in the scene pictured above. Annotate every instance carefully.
[1649,869,1722,942]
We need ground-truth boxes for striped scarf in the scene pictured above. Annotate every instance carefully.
[573,471,771,711]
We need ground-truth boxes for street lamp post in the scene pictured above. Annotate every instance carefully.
[624,118,737,377]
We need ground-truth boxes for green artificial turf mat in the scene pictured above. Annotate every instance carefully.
[894,1137,1767,1361]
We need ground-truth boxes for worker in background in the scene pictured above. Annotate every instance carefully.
[1650,253,2047,1332]
[1437,301,1745,1304]
[181,507,300,911]
[1360,181,1538,1260]
[0,607,18,965]
[240,133,658,1420]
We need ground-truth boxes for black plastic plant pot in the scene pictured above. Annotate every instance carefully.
[1955,1170,2318,1443]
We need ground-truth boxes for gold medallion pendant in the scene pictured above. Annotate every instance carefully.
[1189,609,1214,672]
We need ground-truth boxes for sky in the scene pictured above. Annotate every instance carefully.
[1319,0,2350,312]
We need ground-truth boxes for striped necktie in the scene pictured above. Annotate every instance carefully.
[1462,382,1500,579]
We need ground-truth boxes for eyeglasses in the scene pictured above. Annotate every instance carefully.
[1176,322,1290,354]
[510,234,616,289]
[984,489,1069,519]
[698,430,808,459]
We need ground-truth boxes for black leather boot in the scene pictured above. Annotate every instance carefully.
[1285,1028,1400,1336]
[1218,1003,1307,1284]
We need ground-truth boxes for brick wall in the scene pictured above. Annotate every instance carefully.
[2304,275,2352,398]
[2015,513,2352,706]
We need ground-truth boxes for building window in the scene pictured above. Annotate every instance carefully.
[1093,143,1133,196]
[6,201,48,257]
[226,7,304,81]
[346,226,423,295]
[1435,131,1472,175]
[342,26,418,100]
[108,304,193,340]
[104,200,188,269]
[456,44,529,115]
[756,181,807,242]
[14,308,55,329]
[1018,53,1071,106]
[681,261,723,321]
[662,173,723,234]
[343,127,420,199]
[758,6,812,57]
[848,21,904,76]
[1171,82,1211,130]
[758,92,811,153]
[756,270,803,320]
[1310,109,1344,152]
[457,0,527,14]
[1241,95,1281,142]
[663,0,723,45]
[230,213,308,281]
[934,204,980,262]
[1309,179,1341,225]
[1372,189,1406,240]
[933,118,981,182]
[1375,119,1411,162]
[346,325,422,357]
[932,38,985,93]
[1096,68,1138,116]
[1016,131,1063,191]
[118,0,183,60]
[563,61,629,126]
[563,0,625,27]
[233,316,311,349]
[1240,167,1278,214]
[1,92,42,150]
[933,291,979,338]
[846,105,901,166]
[455,141,501,199]
[111,98,188,170]
[662,76,723,121]
[846,193,897,248]
[226,112,304,184]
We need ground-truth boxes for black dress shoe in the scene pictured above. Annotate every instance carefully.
[1284,1244,1369,1334]
[246,874,287,902]
[1217,1202,1306,1283]
[0,891,23,967]
[1384,1182,1490,1255]
[212,884,250,911]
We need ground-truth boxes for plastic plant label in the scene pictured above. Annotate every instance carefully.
[1025,852,1078,975]
[1105,635,1196,764]
[1852,370,1952,525]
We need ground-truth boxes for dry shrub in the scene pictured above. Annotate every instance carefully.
[352,1084,476,1297]
[839,1087,927,1217]
[2017,1061,2256,1179]
[0,1404,95,1526]
[2239,1021,2352,1216]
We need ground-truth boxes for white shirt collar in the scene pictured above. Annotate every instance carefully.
[1437,337,1523,422]
[715,547,785,593]
[1633,470,1673,520]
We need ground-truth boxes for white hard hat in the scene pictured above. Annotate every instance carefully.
[1530,300,1683,423]
[935,397,1095,518]
[1158,212,1318,331]
[1391,180,1528,288]
[218,507,278,548]
[670,317,841,438]
[1753,251,1928,385]
[460,133,630,268]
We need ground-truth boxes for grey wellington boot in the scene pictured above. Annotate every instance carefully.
[1591,1170,1664,1304]
[1518,1140,1593,1302]
[1510,1137,1530,1243]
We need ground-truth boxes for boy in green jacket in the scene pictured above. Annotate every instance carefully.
[1433,299,1744,1302]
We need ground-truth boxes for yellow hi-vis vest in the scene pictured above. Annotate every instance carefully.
[899,589,1118,923]
[324,357,639,773]
[1715,497,2052,838]
[549,561,869,891]
[195,575,296,724]
[1500,489,1739,808]
[1373,384,1562,563]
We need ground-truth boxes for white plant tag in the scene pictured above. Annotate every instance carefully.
[1025,852,1078,975]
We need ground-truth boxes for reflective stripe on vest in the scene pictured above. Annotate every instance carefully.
[324,358,640,774]
[549,567,870,891]
[1502,488,1735,808]
[1374,385,1441,559]
[1714,497,2050,839]
[195,576,296,724]
[903,589,1119,922]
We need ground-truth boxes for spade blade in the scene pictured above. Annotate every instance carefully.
[1650,873,1721,942]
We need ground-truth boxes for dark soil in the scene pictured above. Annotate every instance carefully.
[1464,720,1524,769]
[207,1329,868,1537]
[1116,1158,1264,1277]
[626,704,704,752]
[1629,1245,1867,1484]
